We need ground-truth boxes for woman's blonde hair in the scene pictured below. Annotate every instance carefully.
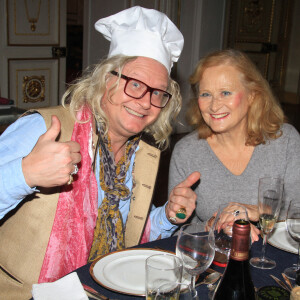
[187,49,285,145]
[62,55,182,149]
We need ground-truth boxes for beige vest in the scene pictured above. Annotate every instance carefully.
[0,106,160,300]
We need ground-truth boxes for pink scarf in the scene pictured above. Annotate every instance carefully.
[38,107,98,283]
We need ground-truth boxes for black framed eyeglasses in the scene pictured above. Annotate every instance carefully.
[110,71,172,108]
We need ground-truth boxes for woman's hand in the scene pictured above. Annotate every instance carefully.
[165,171,200,224]
[22,116,81,188]
[206,202,260,242]
[205,213,217,232]
[250,223,260,242]
[217,202,259,222]
[240,203,259,222]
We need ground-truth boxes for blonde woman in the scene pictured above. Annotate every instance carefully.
[169,49,300,240]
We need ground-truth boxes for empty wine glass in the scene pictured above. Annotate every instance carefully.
[175,223,215,292]
[209,203,249,261]
[250,177,284,269]
[284,199,300,280]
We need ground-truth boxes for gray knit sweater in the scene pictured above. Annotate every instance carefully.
[168,123,300,223]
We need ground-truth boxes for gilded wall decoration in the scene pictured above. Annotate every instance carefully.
[23,75,45,103]
[7,0,59,45]
[9,58,59,109]
[24,0,42,32]
[236,0,275,42]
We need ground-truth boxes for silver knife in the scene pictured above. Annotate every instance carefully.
[270,274,291,291]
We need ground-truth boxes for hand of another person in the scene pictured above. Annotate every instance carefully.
[238,203,259,222]
[206,202,260,242]
[214,203,248,232]
[22,115,81,188]
[250,223,260,242]
[205,212,218,232]
[166,171,201,224]
[215,202,259,223]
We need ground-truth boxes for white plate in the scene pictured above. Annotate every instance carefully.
[90,248,182,296]
[268,222,298,254]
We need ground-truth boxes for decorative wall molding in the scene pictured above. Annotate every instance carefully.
[236,0,275,43]
[8,58,59,109]
[23,75,45,103]
[7,0,59,45]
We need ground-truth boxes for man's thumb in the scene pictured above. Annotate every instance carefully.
[43,115,61,141]
[178,171,201,188]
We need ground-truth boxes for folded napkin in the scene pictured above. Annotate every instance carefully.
[32,272,88,300]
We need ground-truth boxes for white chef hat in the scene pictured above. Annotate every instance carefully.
[95,6,184,74]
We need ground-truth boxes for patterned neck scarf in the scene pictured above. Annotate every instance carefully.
[88,125,140,261]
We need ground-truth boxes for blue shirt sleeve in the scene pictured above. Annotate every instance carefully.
[0,114,46,219]
[149,202,178,240]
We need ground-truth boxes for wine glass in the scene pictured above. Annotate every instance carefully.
[176,223,215,292]
[209,203,249,261]
[284,200,300,280]
[250,177,284,269]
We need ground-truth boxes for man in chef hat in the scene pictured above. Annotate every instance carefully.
[0,6,200,298]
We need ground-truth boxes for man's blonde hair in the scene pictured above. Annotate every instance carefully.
[62,55,182,149]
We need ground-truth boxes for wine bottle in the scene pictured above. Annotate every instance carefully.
[213,219,256,300]
[296,268,300,286]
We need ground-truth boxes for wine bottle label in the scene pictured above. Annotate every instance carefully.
[230,249,248,261]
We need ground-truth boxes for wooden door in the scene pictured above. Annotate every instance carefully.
[224,0,294,102]
[0,0,66,110]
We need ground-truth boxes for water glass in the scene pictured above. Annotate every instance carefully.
[145,253,183,300]
[154,282,198,300]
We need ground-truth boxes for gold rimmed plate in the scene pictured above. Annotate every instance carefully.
[268,222,298,254]
[90,248,175,296]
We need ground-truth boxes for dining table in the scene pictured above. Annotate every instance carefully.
[74,232,297,300]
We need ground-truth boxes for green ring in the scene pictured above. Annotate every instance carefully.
[176,212,186,219]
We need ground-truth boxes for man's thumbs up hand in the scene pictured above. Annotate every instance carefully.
[166,171,200,224]
[22,116,81,188]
